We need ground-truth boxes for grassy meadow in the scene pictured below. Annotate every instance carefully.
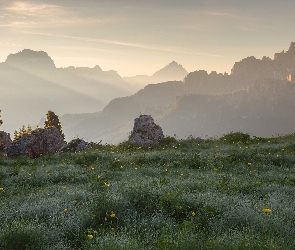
[0,133,295,249]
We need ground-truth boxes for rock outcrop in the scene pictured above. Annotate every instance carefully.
[6,127,64,158]
[129,115,164,148]
[59,138,93,153]
[0,131,12,152]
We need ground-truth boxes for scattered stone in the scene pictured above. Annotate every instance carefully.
[6,127,64,158]
[129,115,164,148]
[59,138,93,153]
[0,131,12,153]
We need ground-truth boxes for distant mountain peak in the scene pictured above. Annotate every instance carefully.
[169,60,178,65]
[152,61,188,81]
[5,49,56,70]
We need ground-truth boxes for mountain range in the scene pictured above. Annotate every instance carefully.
[0,49,187,134]
[58,42,295,143]
[2,42,295,143]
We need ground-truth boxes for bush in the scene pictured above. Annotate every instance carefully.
[220,132,250,144]
[159,136,178,146]
[60,138,83,153]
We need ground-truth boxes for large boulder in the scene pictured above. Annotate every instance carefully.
[129,115,164,148]
[0,131,12,153]
[6,127,64,158]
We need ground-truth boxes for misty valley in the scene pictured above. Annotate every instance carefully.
[1,43,295,144]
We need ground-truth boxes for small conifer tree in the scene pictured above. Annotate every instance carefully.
[13,130,19,141]
[44,110,65,140]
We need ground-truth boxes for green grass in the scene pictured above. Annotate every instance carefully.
[1,134,295,249]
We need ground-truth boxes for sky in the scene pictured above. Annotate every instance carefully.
[0,0,295,77]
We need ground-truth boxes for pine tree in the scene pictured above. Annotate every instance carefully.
[20,125,26,135]
[44,110,65,140]
[13,130,19,141]
[27,125,32,133]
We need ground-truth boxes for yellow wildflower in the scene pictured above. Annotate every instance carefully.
[191,211,196,216]
[134,168,138,171]
[104,183,109,187]
[93,230,98,234]
[179,206,183,210]
[28,174,32,176]
[63,209,68,213]
[88,234,94,240]
[90,166,95,170]
[0,188,4,191]
[248,162,252,167]
[97,175,102,179]
[214,168,218,171]
[180,173,184,177]
[120,166,124,169]
[110,212,116,218]
[262,208,271,213]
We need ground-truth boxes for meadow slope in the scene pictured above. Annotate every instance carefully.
[0,134,295,249]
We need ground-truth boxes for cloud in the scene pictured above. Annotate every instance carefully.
[204,11,246,20]
[21,31,223,58]
[1,1,119,28]
[4,1,61,17]
[0,41,22,47]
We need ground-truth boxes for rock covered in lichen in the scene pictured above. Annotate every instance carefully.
[129,115,164,148]
[6,127,64,158]
[0,131,12,153]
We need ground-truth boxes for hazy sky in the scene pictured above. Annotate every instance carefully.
[0,0,295,76]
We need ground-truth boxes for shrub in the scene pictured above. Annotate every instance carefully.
[220,132,250,144]
[60,138,83,153]
[159,136,178,146]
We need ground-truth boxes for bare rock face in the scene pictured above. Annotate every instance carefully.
[129,115,164,148]
[0,131,12,153]
[6,127,64,158]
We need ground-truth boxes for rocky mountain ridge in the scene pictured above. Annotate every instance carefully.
[59,42,295,143]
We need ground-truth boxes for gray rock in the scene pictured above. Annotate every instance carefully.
[129,115,164,148]
[0,131,12,153]
[6,127,64,158]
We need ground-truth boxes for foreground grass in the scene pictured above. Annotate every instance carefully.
[0,134,295,249]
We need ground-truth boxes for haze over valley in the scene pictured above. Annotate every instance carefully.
[1,42,295,143]
[1,0,295,143]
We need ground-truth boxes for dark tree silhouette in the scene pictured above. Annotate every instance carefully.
[44,110,65,140]
[0,110,2,127]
